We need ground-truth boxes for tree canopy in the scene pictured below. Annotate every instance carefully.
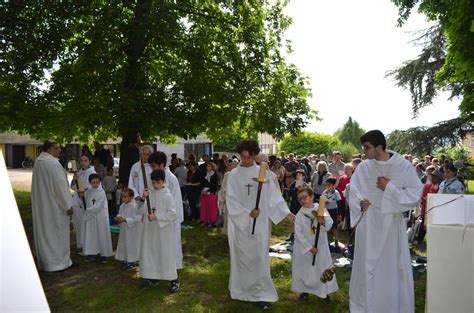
[278,131,339,157]
[386,117,473,156]
[388,0,473,121]
[0,1,314,144]
[334,117,365,148]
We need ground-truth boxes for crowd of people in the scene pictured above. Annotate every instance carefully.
[30,132,468,312]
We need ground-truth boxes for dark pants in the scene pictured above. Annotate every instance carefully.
[187,191,200,220]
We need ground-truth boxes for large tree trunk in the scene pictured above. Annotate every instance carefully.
[119,131,140,186]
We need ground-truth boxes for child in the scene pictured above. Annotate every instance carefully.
[292,187,338,303]
[103,167,117,222]
[71,154,96,252]
[83,174,113,263]
[139,170,179,293]
[114,188,142,269]
[287,169,307,241]
[321,177,343,245]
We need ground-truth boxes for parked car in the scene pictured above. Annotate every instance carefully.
[114,158,119,177]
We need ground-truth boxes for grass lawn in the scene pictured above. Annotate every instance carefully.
[14,189,427,312]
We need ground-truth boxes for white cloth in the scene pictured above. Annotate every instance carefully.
[71,166,96,248]
[115,201,142,263]
[348,150,423,313]
[139,187,177,280]
[32,152,73,271]
[292,205,338,297]
[128,161,152,198]
[83,187,113,257]
[165,167,184,269]
[218,171,230,235]
[226,164,290,302]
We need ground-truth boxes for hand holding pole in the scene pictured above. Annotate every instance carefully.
[251,162,267,235]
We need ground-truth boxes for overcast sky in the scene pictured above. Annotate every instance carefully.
[283,0,461,136]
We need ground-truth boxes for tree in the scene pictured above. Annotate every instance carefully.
[386,117,473,156]
[333,117,365,148]
[388,0,474,121]
[278,131,339,157]
[0,1,313,183]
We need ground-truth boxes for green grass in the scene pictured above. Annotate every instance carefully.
[15,189,426,312]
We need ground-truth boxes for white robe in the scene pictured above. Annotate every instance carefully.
[83,187,113,257]
[71,166,96,249]
[218,171,230,235]
[139,187,177,280]
[32,152,73,272]
[226,164,290,303]
[348,150,423,313]
[115,200,142,263]
[292,206,338,297]
[128,161,152,260]
[165,167,184,269]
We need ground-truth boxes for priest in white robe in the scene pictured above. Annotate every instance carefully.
[128,145,153,258]
[149,151,184,270]
[226,140,294,310]
[128,145,153,200]
[348,130,423,313]
[32,140,73,272]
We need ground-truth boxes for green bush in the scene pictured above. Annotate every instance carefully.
[278,131,339,156]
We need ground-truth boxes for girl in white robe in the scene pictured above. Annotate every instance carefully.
[292,187,338,302]
[83,174,113,262]
[139,170,179,293]
[71,154,96,250]
[114,188,142,267]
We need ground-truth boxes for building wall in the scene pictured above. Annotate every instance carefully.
[258,133,278,155]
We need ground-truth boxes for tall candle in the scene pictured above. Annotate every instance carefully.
[318,196,327,216]
[71,160,77,172]
[258,161,267,182]
[77,178,85,192]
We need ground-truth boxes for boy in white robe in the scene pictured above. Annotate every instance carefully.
[71,154,96,251]
[348,130,423,313]
[292,187,338,303]
[114,188,142,269]
[226,140,295,311]
[149,151,184,270]
[139,170,179,293]
[83,174,113,263]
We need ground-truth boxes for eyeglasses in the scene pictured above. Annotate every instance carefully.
[362,145,375,151]
[298,194,309,202]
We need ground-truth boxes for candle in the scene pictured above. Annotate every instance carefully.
[318,196,327,216]
[258,161,267,182]
[77,178,85,192]
[71,160,77,172]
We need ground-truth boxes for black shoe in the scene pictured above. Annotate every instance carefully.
[140,279,157,289]
[100,257,108,264]
[122,262,133,270]
[257,301,271,310]
[168,280,180,293]
[298,293,309,303]
[324,295,331,304]
[85,255,96,262]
